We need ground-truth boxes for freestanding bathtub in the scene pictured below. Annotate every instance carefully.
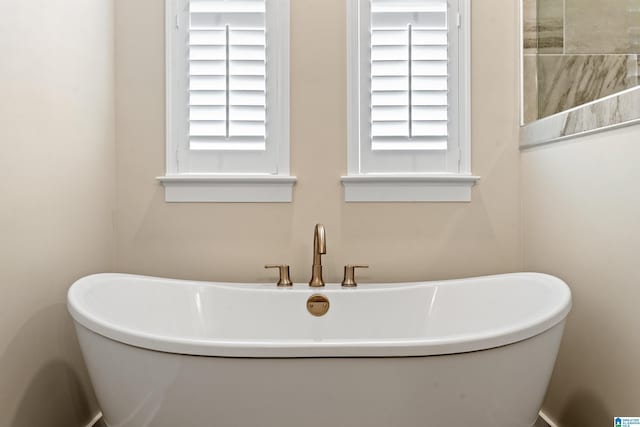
[68,273,571,427]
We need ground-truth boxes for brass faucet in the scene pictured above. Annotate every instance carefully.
[309,224,326,287]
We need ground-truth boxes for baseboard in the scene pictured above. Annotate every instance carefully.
[87,410,556,427]
[87,412,104,427]
[538,410,560,427]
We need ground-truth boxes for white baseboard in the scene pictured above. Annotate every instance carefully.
[86,412,103,427]
[539,410,560,427]
[87,410,555,427]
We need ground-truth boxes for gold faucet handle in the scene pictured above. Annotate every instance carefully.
[341,265,369,288]
[265,265,293,287]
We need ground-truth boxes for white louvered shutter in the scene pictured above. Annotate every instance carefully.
[189,0,267,150]
[370,0,449,151]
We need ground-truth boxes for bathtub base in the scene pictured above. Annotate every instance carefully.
[77,323,565,427]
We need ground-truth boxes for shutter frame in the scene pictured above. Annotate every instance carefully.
[370,0,449,151]
[165,0,290,177]
[344,0,476,201]
[188,3,268,150]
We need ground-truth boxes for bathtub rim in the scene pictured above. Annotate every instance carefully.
[67,272,572,358]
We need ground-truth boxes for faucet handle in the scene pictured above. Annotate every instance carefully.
[341,265,369,288]
[265,265,293,287]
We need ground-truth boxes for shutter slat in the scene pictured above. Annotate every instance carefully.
[372,45,408,61]
[372,60,410,76]
[190,121,266,137]
[372,106,409,121]
[412,45,447,61]
[372,30,409,46]
[413,106,447,121]
[372,121,409,137]
[190,106,226,121]
[230,121,266,136]
[412,121,448,137]
[189,106,266,122]
[372,91,410,107]
[413,91,448,106]
[229,29,265,45]
[413,30,448,45]
[190,76,226,90]
[230,75,265,91]
[371,76,409,91]
[190,29,265,46]
[190,121,226,136]
[190,30,226,45]
[230,91,265,106]
[190,60,226,75]
[412,76,448,91]
[372,29,447,46]
[229,60,265,76]
[413,60,448,76]
[229,45,265,61]
[230,106,266,121]
[190,46,226,61]
[190,91,226,106]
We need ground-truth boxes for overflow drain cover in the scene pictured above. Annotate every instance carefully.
[307,294,330,317]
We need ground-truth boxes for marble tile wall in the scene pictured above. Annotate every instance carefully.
[523,56,539,123]
[522,0,539,122]
[565,0,640,54]
[537,0,564,53]
[523,0,538,54]
[523,0,640,123]
[521,86,640,147]
[537,55,638,118]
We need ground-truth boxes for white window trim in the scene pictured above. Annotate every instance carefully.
[159,0,296,203]
[157,174,296,203]
[343,0,478,203]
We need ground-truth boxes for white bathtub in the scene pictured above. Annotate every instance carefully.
[68,273,571,427]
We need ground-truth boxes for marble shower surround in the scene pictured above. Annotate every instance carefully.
[565,0,640,54]
[537,54,638,118]
[521,85,640,147]
[523,56,539,123]
[537,0,563,53]
[523,0,537,53]
[523,0,563,54]
[522,0,640,130]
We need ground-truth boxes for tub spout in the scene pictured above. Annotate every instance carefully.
[309,224,326,287]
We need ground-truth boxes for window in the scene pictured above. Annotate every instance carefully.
[161,0,295,202]
[343,0,478,202]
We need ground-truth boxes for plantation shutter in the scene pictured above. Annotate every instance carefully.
[370,0,449,151]
[189,0,267,150]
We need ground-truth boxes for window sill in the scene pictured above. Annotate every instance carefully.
[157,175,297,203]
[341,174,480,202]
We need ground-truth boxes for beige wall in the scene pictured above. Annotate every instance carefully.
[2,1,636,426]
[522,126,640,426]
[0,0,523,424]
[115,0,522,284]
[0,1,116,426]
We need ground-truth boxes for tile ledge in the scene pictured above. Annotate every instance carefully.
[521,86,640,149]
